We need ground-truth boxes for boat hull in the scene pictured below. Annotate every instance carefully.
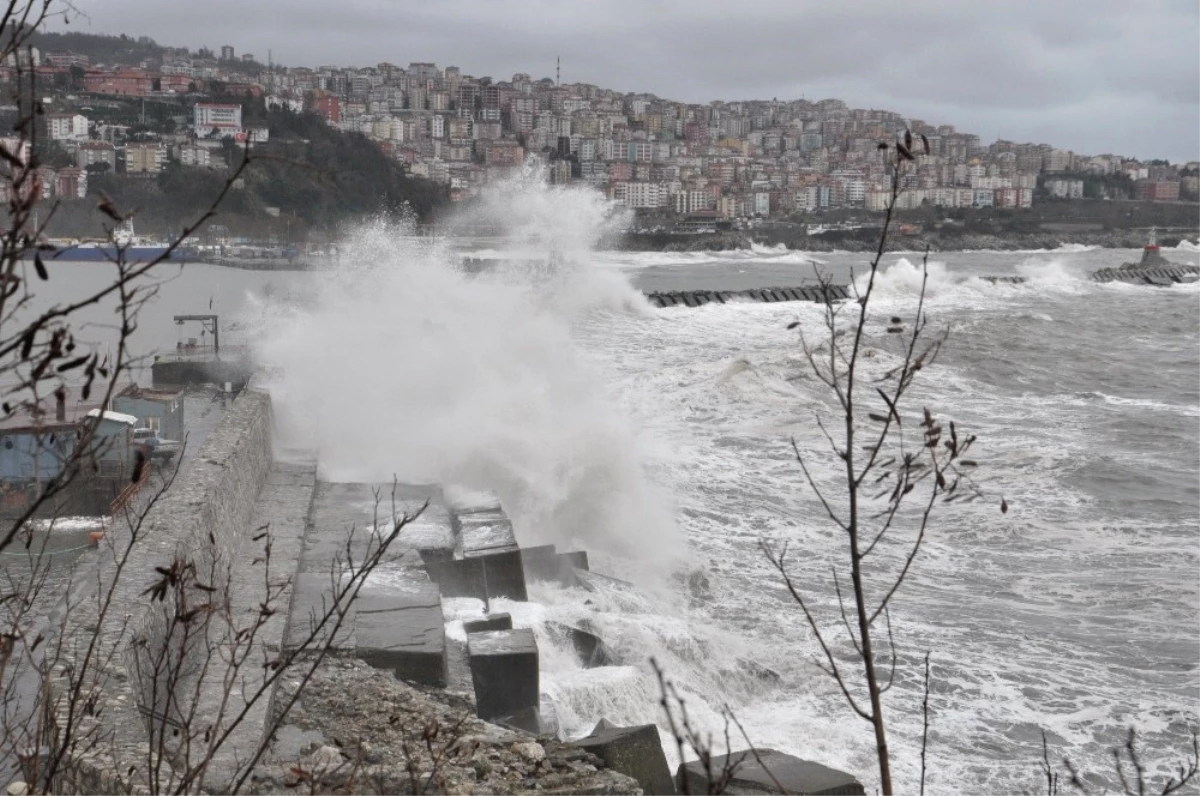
[35,245,195,263]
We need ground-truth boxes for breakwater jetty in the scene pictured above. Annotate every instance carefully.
[1089,263,1200,285]
[647,284,852,308]
[644,264,1199,308]
[49,383,864,795]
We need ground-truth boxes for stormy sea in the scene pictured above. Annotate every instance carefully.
[31,174,1198,793]
[246,176,1197,794]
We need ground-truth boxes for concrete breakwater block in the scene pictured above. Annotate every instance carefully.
[574,568,635,593]
[463,612,513,634]
[425,548,529,601]
[676,748,864,795]
[577,720,676,796]
[647,285,853,308]
[458,512,516,555]
[284,571,356,653]
[434,506,531,600]
[546,621,614,668]
[354,564,448,687]
[468,628,539,721]
[494,704,556,736]
[301,481,453,573]
[521,544,590,585]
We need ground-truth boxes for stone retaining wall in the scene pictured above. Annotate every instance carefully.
[54,386,276,793]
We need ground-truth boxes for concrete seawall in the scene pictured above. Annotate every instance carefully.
[56,387,278,793]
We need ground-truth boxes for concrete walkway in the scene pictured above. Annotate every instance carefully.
[284,481,457,684]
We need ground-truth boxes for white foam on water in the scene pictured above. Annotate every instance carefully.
[1013,257,1094,288]
[568,255,1198,793]
[28,516,109,533]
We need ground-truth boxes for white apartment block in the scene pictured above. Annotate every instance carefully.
[673,190,715,214]
[841,179,867,203]
[613,181,668,209]
[125,142,166,174]
[48,113,88,141]
[1043,148,1073,173]
[179,144,212,168]
[193,103,243,137]
[970,176,1012,190]
[1045,178,1084,199]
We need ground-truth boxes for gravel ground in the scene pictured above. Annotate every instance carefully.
[247,656,641,795]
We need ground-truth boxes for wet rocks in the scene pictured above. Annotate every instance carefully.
[511,741,546,764]
[246,657,639,795]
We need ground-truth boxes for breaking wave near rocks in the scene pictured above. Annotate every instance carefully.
[254,168,678,567]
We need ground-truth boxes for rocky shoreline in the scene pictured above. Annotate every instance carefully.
[247,656,639,795]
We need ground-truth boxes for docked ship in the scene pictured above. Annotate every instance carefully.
[37,220,197,264]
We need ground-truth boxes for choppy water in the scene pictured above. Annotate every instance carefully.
[569,246,1200,793]
[256,224,1198,794]
[18,190,1198,793]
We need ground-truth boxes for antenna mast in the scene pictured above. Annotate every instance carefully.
[556,56,560,87]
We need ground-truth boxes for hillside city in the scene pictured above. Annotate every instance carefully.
[5,35,1199,229]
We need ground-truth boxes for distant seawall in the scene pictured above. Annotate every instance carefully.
[646,284,852,308]
[645,265,1200,308]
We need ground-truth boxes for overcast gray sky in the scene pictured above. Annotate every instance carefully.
[55,0,1200,162]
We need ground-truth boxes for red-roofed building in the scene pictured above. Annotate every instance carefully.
[82,68,154,96]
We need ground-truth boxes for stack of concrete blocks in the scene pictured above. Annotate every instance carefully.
[290,486,594,739]
[423,498,593,600]
[441,503,549,731]
[423,505,528,601]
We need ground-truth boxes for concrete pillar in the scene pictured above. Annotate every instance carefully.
[463,612,512,634]
[467,628,539,721]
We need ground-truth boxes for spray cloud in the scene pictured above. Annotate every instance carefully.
[255,166,682,566]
